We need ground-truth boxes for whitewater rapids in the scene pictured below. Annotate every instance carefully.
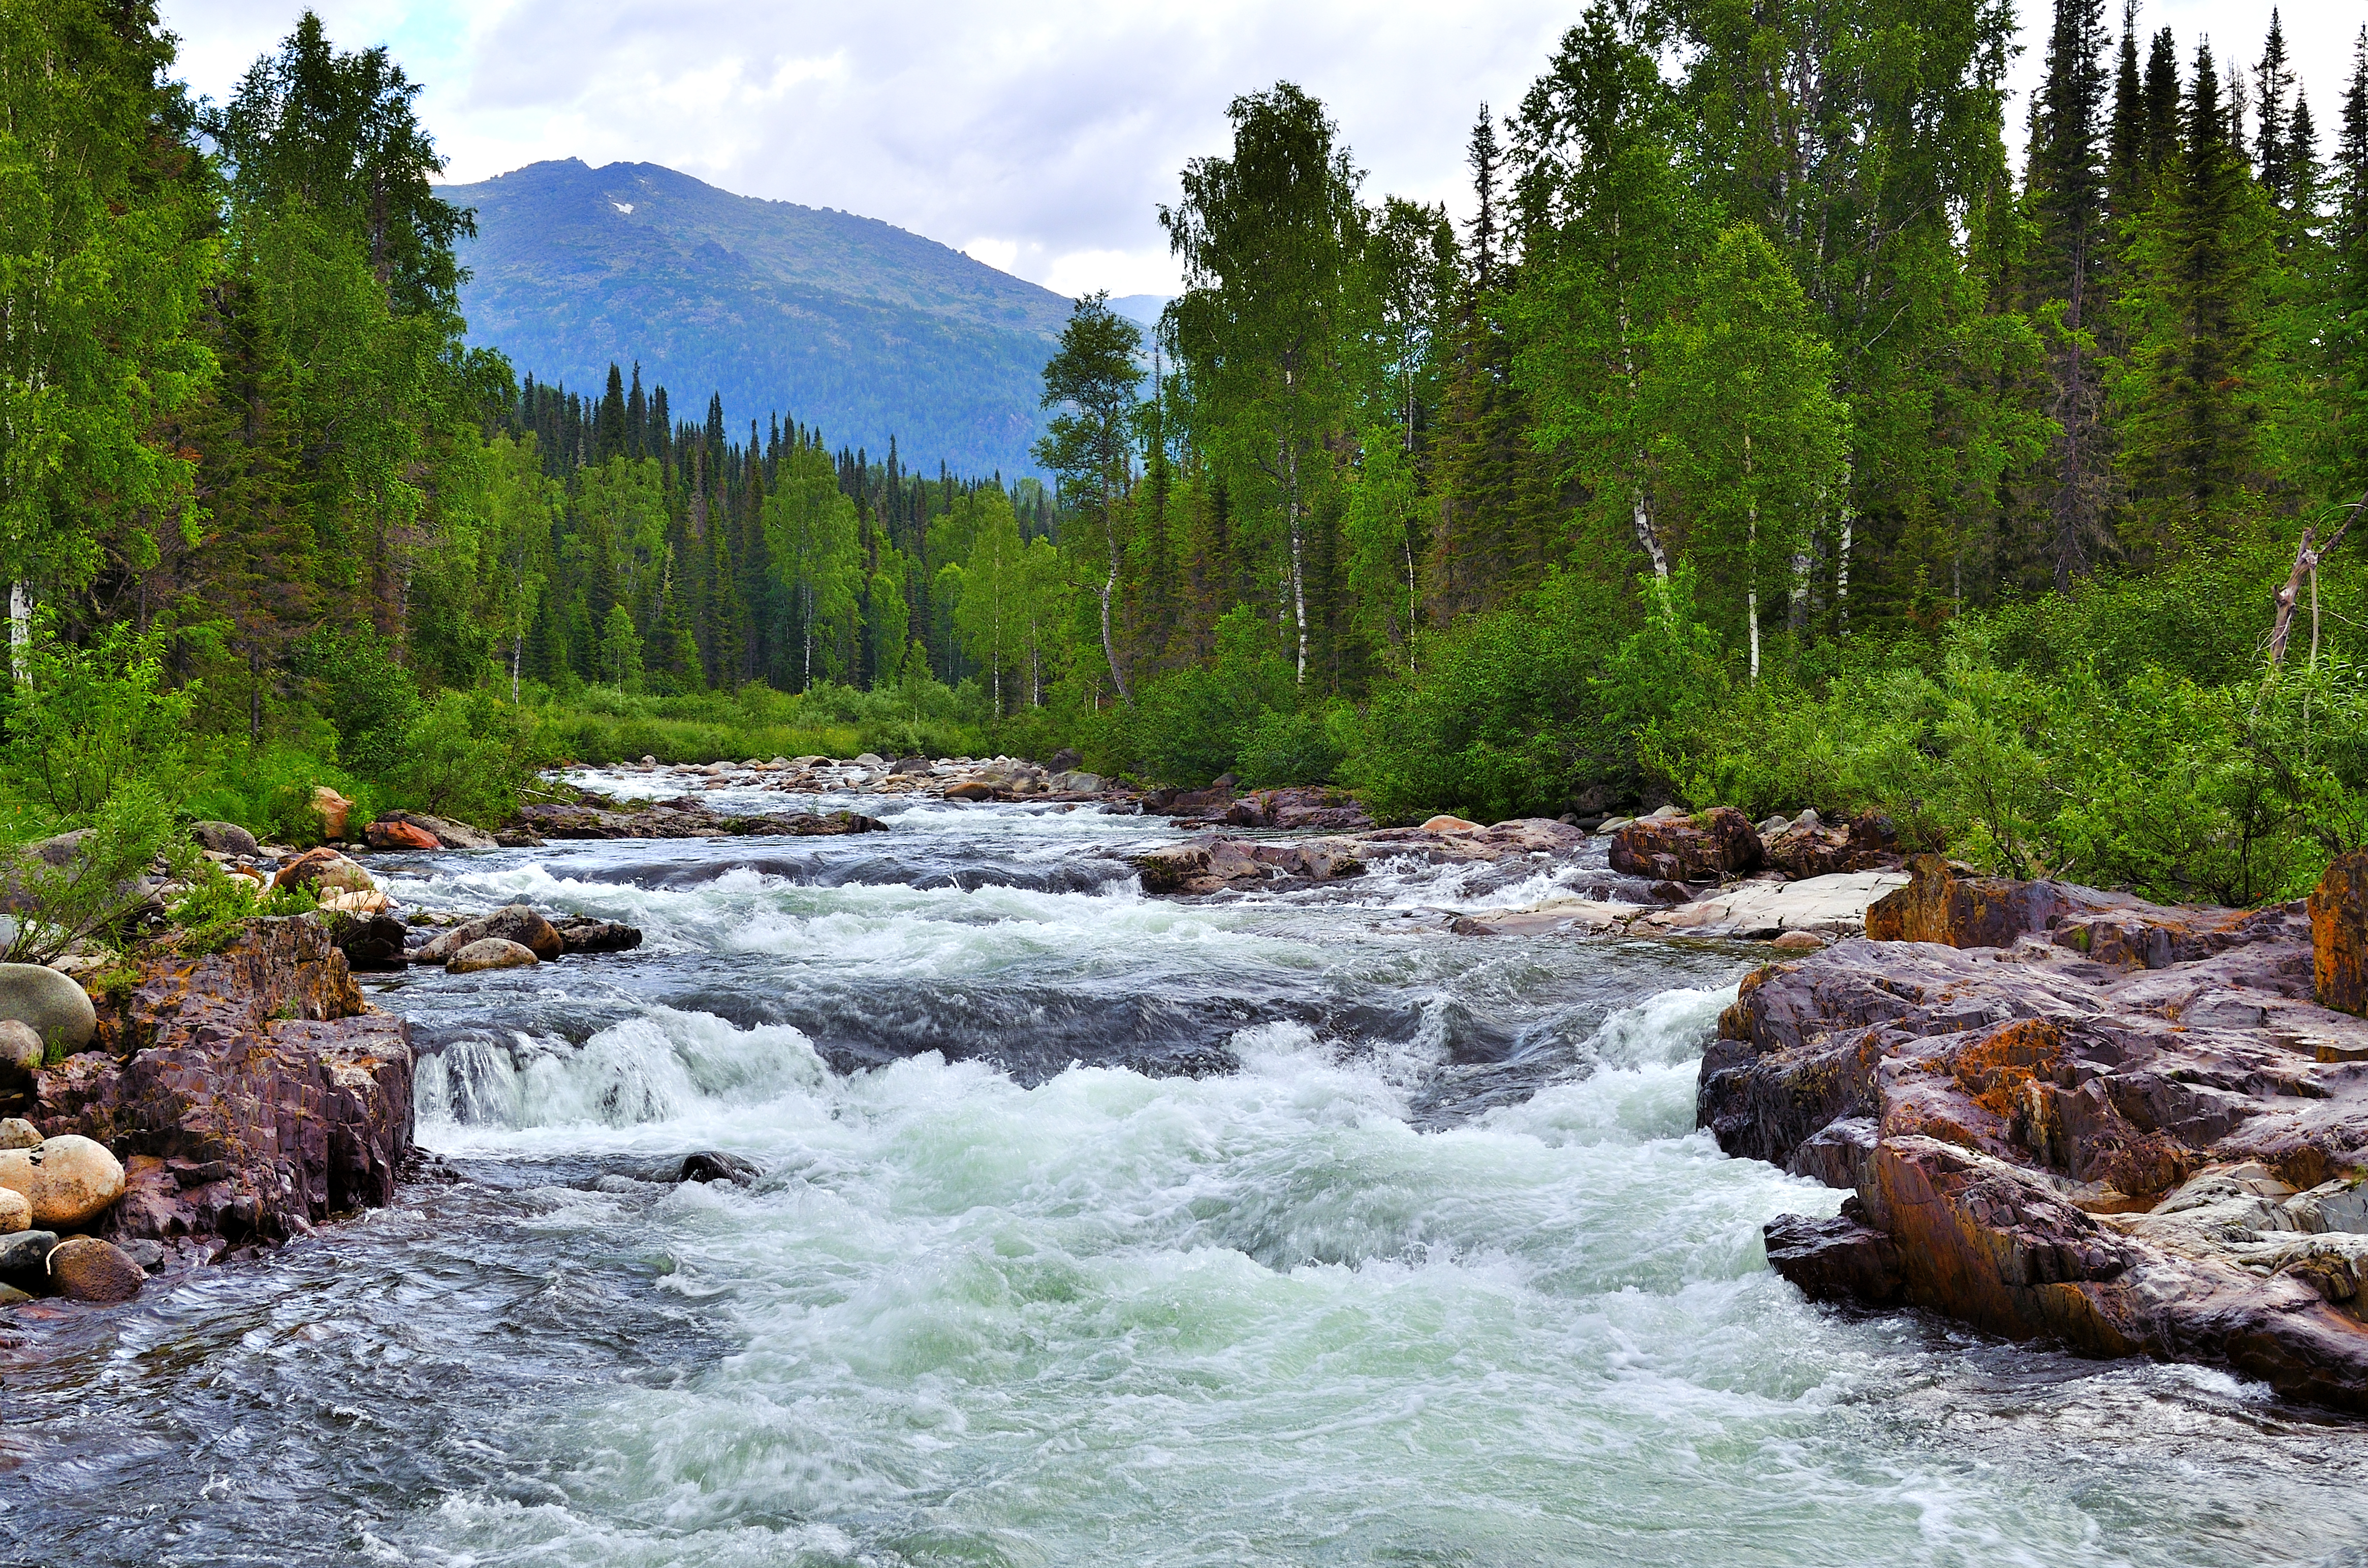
[4,784,2363,1566]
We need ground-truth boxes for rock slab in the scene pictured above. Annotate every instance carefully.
[36,918,412,1246]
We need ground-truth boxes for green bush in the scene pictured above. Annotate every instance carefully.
[1238,708,1345,787]
[1,780,192,962]
[0,619,201,820]
[299,628,422,779]
[397,689,532,825]
[1119,607,1299,786]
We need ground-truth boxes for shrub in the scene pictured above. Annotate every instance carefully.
[0,780,191,962]
[298,628,421,779]
[398,689,532,825]
[0,619,199,819]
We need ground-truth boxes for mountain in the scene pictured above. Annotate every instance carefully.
[1108,294,1172,332]
[444,159,1074,474]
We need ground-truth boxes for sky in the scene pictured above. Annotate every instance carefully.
[156,0,2361,303]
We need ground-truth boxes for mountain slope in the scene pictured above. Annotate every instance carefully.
[445,159,1073,473]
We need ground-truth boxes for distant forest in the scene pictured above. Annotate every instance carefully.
[7,0,2368,898]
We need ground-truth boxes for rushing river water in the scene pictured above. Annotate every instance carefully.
[4,779,2367,1567]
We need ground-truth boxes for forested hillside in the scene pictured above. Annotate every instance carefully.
[447,158,1070,476]
[4,0,2367,911]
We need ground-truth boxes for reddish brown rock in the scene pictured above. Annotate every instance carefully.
[1865,854,2255,961]
[363,818,440,851]
[1609,808,1764,883]
[47,1235,144,1303]
[1719,878,2368,1410]
[1223,787,1375,833]
[2312,851,2368,1017]
[1764,811,1901,880]
[35,919,411,1247]
[272,848,373,895]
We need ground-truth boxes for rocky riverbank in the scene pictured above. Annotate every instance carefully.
[1710,852,2368,1411]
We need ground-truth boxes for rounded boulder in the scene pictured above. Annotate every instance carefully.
[0,1117,41,1150]
[0,1187,27,1233]
[0,1135,126,1229]
[448,938,540,974]
[1420,814,1481,834]
[273,848,375,897]
[0,962,96,1056]
[48,1236,144,1303]
[0,1018,42,1084]
[190,819,262,857]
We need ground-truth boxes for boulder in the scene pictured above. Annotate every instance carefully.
[1048,747,1084,772]
[890,755,933,776]
[854,753,886,769]
[1222,788,1373,833]
[2312,850,2368,1016]
[448,938,539,974]
[190,821,261,857]
[417,905,564,965]
[944,781,1000,802]
[0,1187,27,1232]
[273,848,375,897]
[363,818,440,851]
[47,1235,144,1302]
[0,1134,125,1228]
[1866,854,2252,961]
[310,786,354,841]
[0,962,96,1056]
[0,1018,42,1080]
[38,919,410,1245]
[553,917,642,955]
[1764,810,1901,879]
[0,1229,55,1279]
[328,912,409,972]
[1762,1206,1904,1305]
[374,810,499,850]
[1608,807,1765,882]
[678,1150,761,1185]
[1419,814,1480,833]
[0,1117,40,1149]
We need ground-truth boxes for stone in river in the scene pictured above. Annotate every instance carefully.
[553,917,642,955]
[0,1117,39,1149]
[190,820,262,857]
[0,1017,41,1083]
[1420,814,1481,833]
[0,1135,125,1228]
[47,1236,144,1302]
[0,1229,54,1279]
[448,938,540,974]
[419,905,564,963]
[0,962,96,1054]
[363,817,440,851]
[677,1151,761,1185]
[273,848,375,897]
[0,1187,27,1233]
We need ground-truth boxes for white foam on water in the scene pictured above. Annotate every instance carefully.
[400,985,2249,1567]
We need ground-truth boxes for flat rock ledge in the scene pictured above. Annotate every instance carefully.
[520,798,887,841]
[1709,854,2368,1411]
[34,917,412,1263]
[1133,817,1585,895]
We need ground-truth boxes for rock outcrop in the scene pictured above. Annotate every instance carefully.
[1761,810,1902,879]
[519,799,887,840]
[34,918,412,1252]
[1709,858,2368,1409]
[1133,818,1584,896]
[414,904,563,964]
[1609,807,1765,882]
[2312,849,2368,1017]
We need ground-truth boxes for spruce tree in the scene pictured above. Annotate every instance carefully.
[2143,29,2182,176]
[2028,0,2114,587]
[2256,11,2294,209]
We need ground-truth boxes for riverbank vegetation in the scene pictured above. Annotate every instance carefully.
[3,1,2366,910]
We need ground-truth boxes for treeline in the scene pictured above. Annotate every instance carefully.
[486,368,1057,700]
[980,0,2368,903]
[8,0,2368,907]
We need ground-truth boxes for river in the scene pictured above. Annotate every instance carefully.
[4,779,2365,1566]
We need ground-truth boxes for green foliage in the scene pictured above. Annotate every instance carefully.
[0,780,190,963]
[1120,608,1299,786]
[1237,707,1346,788]
[0,619,199,819]
[397,689,532,825]
[167,857,262,954]
[300,629,421,780]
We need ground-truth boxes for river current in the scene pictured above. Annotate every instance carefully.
[4,778,2366,1566]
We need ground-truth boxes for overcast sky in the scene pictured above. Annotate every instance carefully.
[157,0,2360,301]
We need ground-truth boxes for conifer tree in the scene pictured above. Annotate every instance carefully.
[2027,0,2114,587]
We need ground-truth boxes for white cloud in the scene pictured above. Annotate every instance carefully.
[159,0,2361,300]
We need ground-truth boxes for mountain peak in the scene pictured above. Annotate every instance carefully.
[446,159,1070,471]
